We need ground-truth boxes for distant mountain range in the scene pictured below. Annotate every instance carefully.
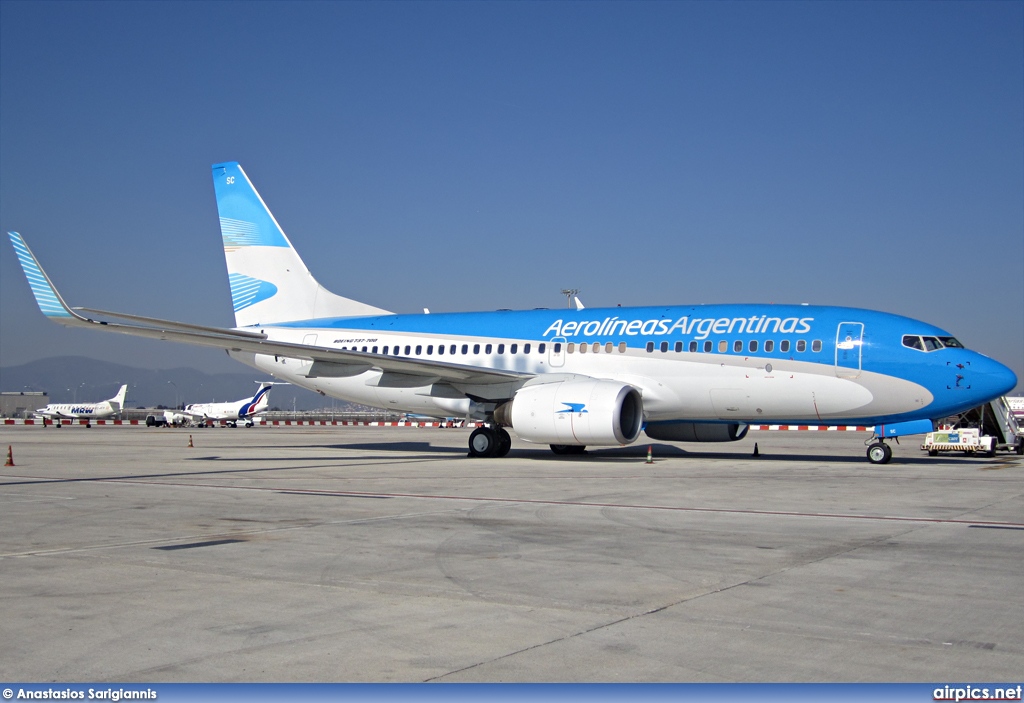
[0,356,335,410]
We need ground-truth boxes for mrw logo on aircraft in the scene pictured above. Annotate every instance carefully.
[558,403,588,414]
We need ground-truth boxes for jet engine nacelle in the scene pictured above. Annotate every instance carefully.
[644,421,748,443]
[495,379,643,446]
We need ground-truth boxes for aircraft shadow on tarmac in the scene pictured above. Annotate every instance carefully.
[304,441,1011,466]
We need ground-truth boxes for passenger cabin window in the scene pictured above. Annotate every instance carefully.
[660,341,669,353]
[404,345,411,355]
[540,343,547,353]
[524,343,531,354]
[372,346,378,354]
[718,340,728,353]
[462,344,468,354]
[497,344,505,354]
[437,345,443,355]
[362,346,367,352]
[780,340,790,353]
[796,340,806,352]
[579,342,587,354]
[812,340,822,352]
[510,344,517,354]
[618,342,626,353]
[427,345,434,355]
[473,344,480,354]
[606,342,614,354]
[485,344,493,354]
[748,340,758,353]
[382,346,388,355]
[704,341,713,353]
[689,341,698,353]
[646,342,655,353]
[567,342,575,353]
[764,340,774,352]
[675,341,683,352]
[593,342,600,353]
[550,343,558,353]
[415,345,422,355]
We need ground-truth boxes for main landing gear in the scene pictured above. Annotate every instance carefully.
[468,425,512,458]
[866,440,893,464]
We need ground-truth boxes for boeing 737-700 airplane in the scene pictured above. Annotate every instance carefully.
[8,162,1018,461]
[36,384,127,427]
[184,382,274,427]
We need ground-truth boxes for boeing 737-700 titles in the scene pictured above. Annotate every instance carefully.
[8,163,1017,462]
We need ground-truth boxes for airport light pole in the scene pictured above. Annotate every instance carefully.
[561,289,579,309]
[167,380,178,409]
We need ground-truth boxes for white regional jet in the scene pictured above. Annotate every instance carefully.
[183,382,274,427]
[36,384,127,427]
[7,162,1018,461]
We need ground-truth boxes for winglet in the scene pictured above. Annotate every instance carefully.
[7,232,85,322]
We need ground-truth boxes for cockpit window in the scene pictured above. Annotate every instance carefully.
[903,334,965,352]
[902,335,924,351]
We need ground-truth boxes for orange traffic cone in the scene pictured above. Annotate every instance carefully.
[645,445,654,464]
[5,445,14,467]
[188,435,194,448]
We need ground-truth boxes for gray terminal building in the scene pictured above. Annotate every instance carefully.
[1,391,49,418]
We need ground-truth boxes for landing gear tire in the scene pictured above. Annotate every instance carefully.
[550,444,587,455]
[494,427,512,458]
[469,427,499,457]
[867,442,892,464]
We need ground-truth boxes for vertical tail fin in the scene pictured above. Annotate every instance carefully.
[110,384,128,409]
[212,162,391,327]
[242,382,273,416]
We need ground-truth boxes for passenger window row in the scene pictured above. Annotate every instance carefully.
[644,339,822,354]
[564,342,629,354]
[340,342,548,357]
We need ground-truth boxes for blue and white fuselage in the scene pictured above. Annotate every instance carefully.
[243,304,1011,428]
[8,161,1016,462]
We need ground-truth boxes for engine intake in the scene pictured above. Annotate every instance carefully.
[495,379,643,446]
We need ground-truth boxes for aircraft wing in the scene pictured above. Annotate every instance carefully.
[9,232,530,386]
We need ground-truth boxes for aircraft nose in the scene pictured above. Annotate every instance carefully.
[976,356,1018,399]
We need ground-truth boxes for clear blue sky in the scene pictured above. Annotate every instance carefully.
[1,1,1021,391]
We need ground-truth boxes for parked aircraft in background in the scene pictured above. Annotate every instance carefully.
[8,163,1017,461]
[183,382,274,427]
[35,384,127,427]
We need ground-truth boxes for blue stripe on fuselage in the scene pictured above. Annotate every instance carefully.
[264,303,1015,420]
[269,304,950,356]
